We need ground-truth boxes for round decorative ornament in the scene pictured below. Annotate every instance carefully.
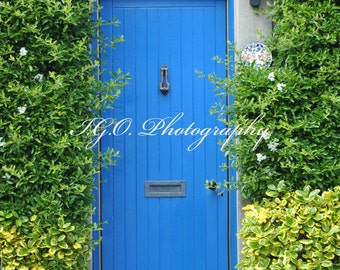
[240,42,272,69]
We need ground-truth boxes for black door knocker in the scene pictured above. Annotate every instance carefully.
[159,64,170,96]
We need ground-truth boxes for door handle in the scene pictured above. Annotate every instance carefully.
[159,64,170,95]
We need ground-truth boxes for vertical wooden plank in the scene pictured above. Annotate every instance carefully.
[157,8,172,270]
[146,7,161,270]
[123,7,138,270]
[111,7,127,270]
[135,7,150,269]
[180,7,195,270]
[191,7,207,270]
[168,7,184,270]
[203,5,220,270]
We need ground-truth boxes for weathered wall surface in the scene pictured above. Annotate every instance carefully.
[233,0,272,262]
[234,1,272,50]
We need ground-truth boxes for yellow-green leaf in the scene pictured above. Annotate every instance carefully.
[51,237,58,246]
[300,239,313,245]
[58,241,69,249]
[17,248,29,257]
[58,234,66,242]
[73,243,82,249]
[57,251,65,259]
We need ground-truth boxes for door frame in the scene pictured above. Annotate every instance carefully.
[91,1,237,269]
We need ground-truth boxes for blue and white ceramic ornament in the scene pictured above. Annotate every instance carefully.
[241,42,272,69]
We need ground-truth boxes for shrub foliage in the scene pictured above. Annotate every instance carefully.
[203,0,339,268]
[209,0,339,201]
[225,1,339,269]
[0,0,127,269]
[237,182,340,269]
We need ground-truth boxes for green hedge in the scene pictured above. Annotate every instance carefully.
[237,182,340,269]
[0,1,127,269]
[204,1,340,268]
[208,0,339,201]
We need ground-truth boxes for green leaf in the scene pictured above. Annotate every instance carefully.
[62,225,75,232]
[308,189,320,198]
[321,260,333,268]
[57,217,64,228]
[336,249,340,256]
[16,219,22,227]
[3,246,14,254]
[328,226,340,235]
[266,190,279,198]
[50,227,61,235]
[49,246,59,255]
[57,251,65,259]
[314,214,324,221]
[51,237,58,246]
[255,258,271,269]
[248,240,260,249]
[58,234,66,242]
[299,239,313,245]
[324,253,334,260]
[17,248,29,257]
[58,241,69,249]
[284,216,294,227]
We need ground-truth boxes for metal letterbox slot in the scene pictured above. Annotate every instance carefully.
[144,181,186,198]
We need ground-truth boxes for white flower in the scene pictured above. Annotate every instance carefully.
[34,73,44,82]
[261,130,271,140]
[268,72,275,81]
[267,139,279,152]
[256,153,267,162]
[3,173,11,179]
[18,105,27,114]
[19,47,28,56]
[277,83,286,92]
[70,130,74,135]
[0,137,5,147]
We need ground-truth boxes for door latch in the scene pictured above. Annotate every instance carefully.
[159,64,170,96]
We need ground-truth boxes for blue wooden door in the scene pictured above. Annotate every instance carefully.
[95,1,235,269]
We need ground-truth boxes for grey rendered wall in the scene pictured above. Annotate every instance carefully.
[233,0,272,263]
[234,1,272,51]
